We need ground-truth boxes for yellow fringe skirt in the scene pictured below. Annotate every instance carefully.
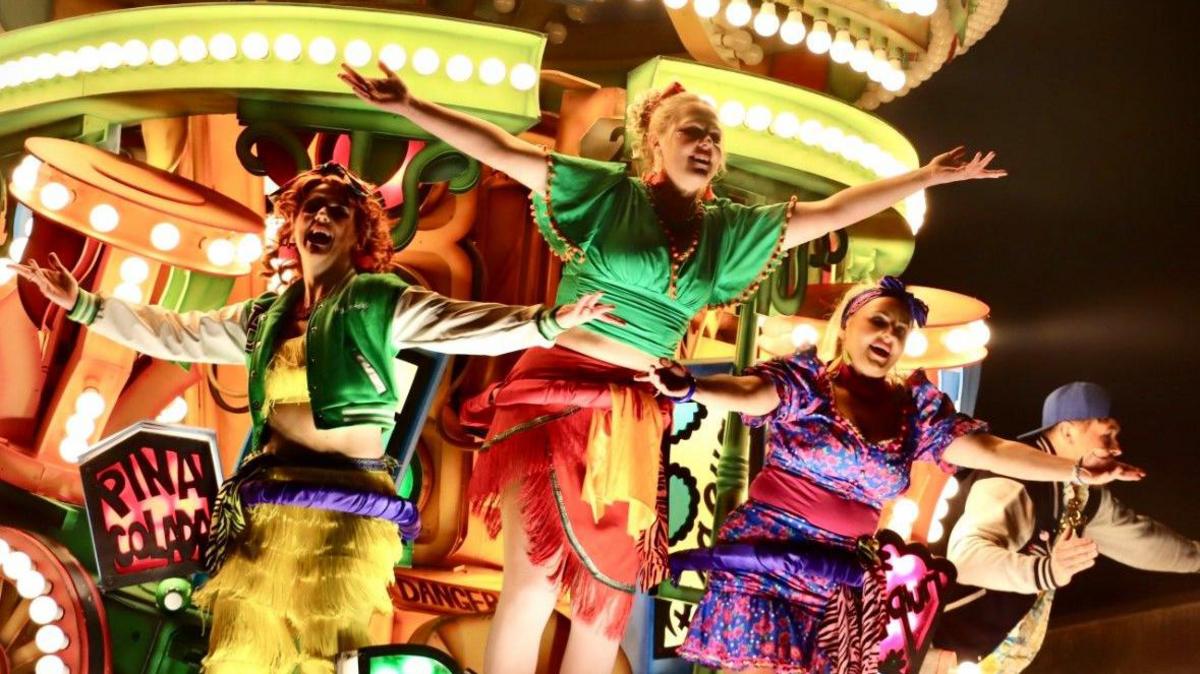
[193,466,403,674]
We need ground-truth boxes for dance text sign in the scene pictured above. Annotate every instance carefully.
[391,574,500,615]
[79,422,223,590]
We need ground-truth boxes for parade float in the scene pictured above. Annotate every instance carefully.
[0,2,1006,673]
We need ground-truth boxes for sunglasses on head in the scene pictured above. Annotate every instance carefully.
[269,161,378,202]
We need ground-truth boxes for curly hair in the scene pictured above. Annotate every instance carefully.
[627,82,724,178]
[260,170,397,281]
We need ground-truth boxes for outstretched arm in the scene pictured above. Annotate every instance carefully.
[943,433,1145,486]
[636,359,780,416]
[1085,489,1200,573]
[12,253,250,364]
[783,147,1006,249]
[340,63,548,195]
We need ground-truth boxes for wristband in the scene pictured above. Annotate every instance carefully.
[667,373,697,403]
[535,306,566,341]
[66,289,101,325]
[1070,458,1086,486]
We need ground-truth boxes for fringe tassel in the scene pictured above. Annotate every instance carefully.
[636,440,670,592]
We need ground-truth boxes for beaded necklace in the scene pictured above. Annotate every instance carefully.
[645,183,705,299]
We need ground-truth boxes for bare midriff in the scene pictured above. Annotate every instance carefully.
[555,326,662,372]
[263,403,385,459]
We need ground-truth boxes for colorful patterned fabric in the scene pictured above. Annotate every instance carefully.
[680,351,987,672]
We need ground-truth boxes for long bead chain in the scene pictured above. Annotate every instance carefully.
[647,186,704,299]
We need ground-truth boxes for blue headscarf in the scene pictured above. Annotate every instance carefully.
[840,276,930,328]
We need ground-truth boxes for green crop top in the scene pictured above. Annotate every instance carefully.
[531,152,793,358]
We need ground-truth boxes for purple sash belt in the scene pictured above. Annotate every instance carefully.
[749,466,880,539]
[239,480,421,542]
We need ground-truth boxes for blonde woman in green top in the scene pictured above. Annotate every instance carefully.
[341,63,1004,674]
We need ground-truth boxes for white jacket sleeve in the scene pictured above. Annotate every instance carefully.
[1086,488,1200,573]
[71,289,250,365]
[388,285,554,356]
[946,477,1056,594]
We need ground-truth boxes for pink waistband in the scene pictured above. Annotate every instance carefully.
[748,466,880,539]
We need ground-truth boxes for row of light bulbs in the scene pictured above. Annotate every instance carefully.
[0,536,72,674]
[665,0,910,91]
[59,387,106,463]
[789,319,988,358]
[0,33,539,92]
[888,474,959,542]
[888,0,939,17]
[11,156,265,269]
[0,215,31,286]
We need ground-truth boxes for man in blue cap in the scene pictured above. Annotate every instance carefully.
[929,382,1200,673]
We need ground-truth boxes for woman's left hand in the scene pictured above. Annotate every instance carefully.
[1078,447,1146,485]
[553,291,624,329]
[634,358,694,398]
[922,146,1007,185]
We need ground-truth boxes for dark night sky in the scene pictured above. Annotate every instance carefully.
[877,1,1200,615]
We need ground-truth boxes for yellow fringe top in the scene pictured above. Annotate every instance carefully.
[263,336,311,412]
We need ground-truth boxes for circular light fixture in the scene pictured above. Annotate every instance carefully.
[943,327,971,354]
[150,222,181,251]
[76,45,101,73]
[941,475,960,499]
[850,39,873,72]
[883,59,906,92]
[113,282,143,304]
[806,20,832,54]
[34,53,57,81]
[58,437,88,463]
[693,0,720,20]
[98,42,124,70]
[479,57,506,85]
[718,100,746,127]
[380,44,406,70]
[344,39,373,68]
[308,37,337,65]
[122,40,150,68]
[967,319,991,347]
[16,56,37,84]
[904,328,928,357]
[236,234,263,264]
[12,155,42,194]
[119,256,150,284]
[509,62,537,91]
[493,0,517,12]
[753,3,781,37]
[178,35,207,63]
[770,111,799,138]
[664,0,688,8]
[273,34,302,62]
[35,655,67,674]
[915,0,939,17]
[412,48,439,76]
[819,125,845,154]
[156,396,189,424]
[209,33,238,62]
[65,414,95,440]
[18,570,49,599]
[868,48,890,82]
[891,497,919,524]
[797,119,823,145]
[29,595,63,625]
[934,498,950,520]
[40,182,72,211]
[3,550,32,579]
[927,520,945,543]
[790,323,820,349]
[745,105,772,131]
[446,54,473,82]
[162,590,185,611]
[206,238,236,267]
[242,33,270,61]
[89,204,119,232]
[35,624,68,654]
[75,388,106,418]
[780,11,807,45]
[829,29,854,63]
[150,39,179,67]
[725,0,753,27]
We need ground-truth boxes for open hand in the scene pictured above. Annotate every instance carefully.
[339,62,412,111]
[922,147,1007,185]
[10,252,79,310]
[1079,447,1145,485]
[553,291,623,330]
[634,358,694,398]
[1049,532,1098,587]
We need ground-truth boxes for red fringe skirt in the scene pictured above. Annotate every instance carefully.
[463,346,670,638]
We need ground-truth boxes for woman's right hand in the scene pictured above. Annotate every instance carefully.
[10,252,79,311]
[339,62,412,112]
[635,358,695,398]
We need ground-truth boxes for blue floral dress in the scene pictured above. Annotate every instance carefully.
[678,351,987,673]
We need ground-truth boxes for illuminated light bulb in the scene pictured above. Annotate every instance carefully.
[34,53,57,81]
[941,475,960,499]
[915,0,939,17]
[380,44,406,70]
[840,134,865,162]
[209,33,238,62]
[544,21,568,46]
[77,45,101,73]
[753,3,781,37]
[65,414,95,440]
[206,238,236,267]
[36,624,68,654]
[307,37,336,65]
[75,388,106,418]
[122,40,149,67]
[883,58,906,92]
[113,282,143,304]
[156,396,189,424]
[412,48,439,76]
[797,119,823,146]
[12,156,42,193]
[242,33,270,61]
[509,62,537,91]
[739,43,764,66]
[30,596,63,624]
[18,570,49,598]
[891,497,919,524]
[897,0,918,11]
[819,125,845,154]
[718,100,746,127]
[943,327,971,354]
[162,590,185,611]
[40,182,72,211]
[0,266,14,287]
[35,655,67,674]
[344,39,372,68]
[868,48,890,82]
[178,35,207,63]
[119,256,150,284]
[903,329,928,357]
[806,20,832,54]
[3,550,32,579]
[399,660,434,674]
[150,222,181,251]
[89,204,119,232]
[98,42,123,69]
[967,319,991,347]
[566,4,588,22]
[0,538,8,562]
[698,93,717,108]
[664,0,688,8]
[58,437,88,463]
[770,111,799,138]
[693,0,720,20]
[850,39,873,72]
[745,105,772,131]
[273,34,302,62]
[479,57,506,85]
[149,39,179,67]
[779,10,807,45]
[956,662,982,674]
[928,520,945,543]
[236,234,264,264]
[790,323,820,349]
[725,0,753,27]
[829,29,854,64]
[722,30,753,50]
[493,0,517,13]
[446,54,473,82]
[8,237,28,263]
[934,498,950,520]
[0,61,14,88]
[16,56,37,84]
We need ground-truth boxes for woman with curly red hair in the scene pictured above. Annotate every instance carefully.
[14,162,617,674]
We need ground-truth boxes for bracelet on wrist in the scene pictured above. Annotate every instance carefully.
[667,374,697,404]
[1070,457,1086,486]
[535,306,566,341]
